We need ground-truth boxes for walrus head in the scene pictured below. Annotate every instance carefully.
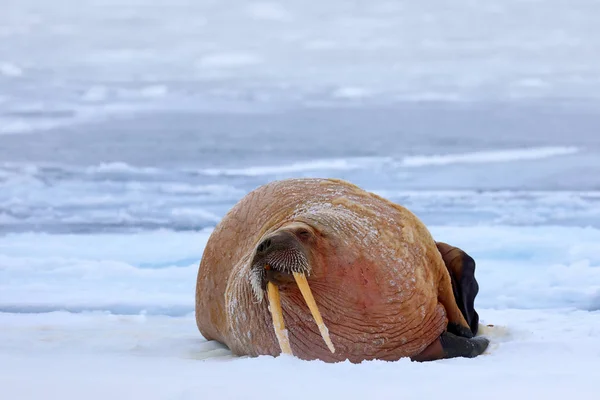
[249,221,335,355]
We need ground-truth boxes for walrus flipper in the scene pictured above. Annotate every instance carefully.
[411,332,489,362]
[436,242,480,336]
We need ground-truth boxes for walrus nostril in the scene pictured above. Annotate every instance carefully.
[256,238,272,254]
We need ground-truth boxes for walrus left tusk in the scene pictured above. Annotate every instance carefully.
[292,272,336,354]
[267,281,293,356]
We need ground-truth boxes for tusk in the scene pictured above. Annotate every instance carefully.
[267,281,293,356]
[292,272,336,354]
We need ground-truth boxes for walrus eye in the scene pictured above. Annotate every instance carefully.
[297,229,311,240]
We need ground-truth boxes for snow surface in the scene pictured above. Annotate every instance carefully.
[2,0,600,398]
[2,225,600,314]
[1,309,599,400]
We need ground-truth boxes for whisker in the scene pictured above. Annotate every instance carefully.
[249,248,311,302]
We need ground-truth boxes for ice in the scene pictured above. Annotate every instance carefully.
[0,62,23,77]
[0,230,210,315]
[201,157,391,177]
[81,86,109,102]
[331,86,372,100]
[1,223,599,393]
[3,155,600,235]
[200,147,581,175]
[1,225,598,315]
[431,225,600,311]
[197,53,263,68]
[2,200,600,397]
[400,147,580,167]
[0,162,245,234]
[247,2,293,22]
[2,0,600,134]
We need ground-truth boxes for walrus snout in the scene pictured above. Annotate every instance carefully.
[251,228,312,293]
[248,223,336,356]
[256,231,303,259]
[249,224,315,303]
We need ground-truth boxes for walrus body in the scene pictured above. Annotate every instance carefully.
[195,178,487,362]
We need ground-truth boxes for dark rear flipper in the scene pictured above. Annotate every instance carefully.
[411,332,489,362]
[436,242,480,336]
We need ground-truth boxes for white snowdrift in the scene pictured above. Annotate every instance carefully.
[1,309,598,399]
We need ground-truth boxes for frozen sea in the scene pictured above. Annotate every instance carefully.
[1,1,600,399]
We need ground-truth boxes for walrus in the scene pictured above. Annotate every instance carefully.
[195,178,488,362]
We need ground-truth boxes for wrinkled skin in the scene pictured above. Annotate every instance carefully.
[195,178,476,362]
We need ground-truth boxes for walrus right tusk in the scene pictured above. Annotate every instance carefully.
[293,272,336,354]
[267,281,293,356]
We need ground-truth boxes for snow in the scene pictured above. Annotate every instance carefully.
[197,53,263,68]
[1,224,599,398]
[247,2,293,22]
[201,157,391,177]
[198,147,582,175]
[2,225,599,314]
[1,309,599,399]
[2,210,600,396]
[401,147,580,167]
[0,62,23,77]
